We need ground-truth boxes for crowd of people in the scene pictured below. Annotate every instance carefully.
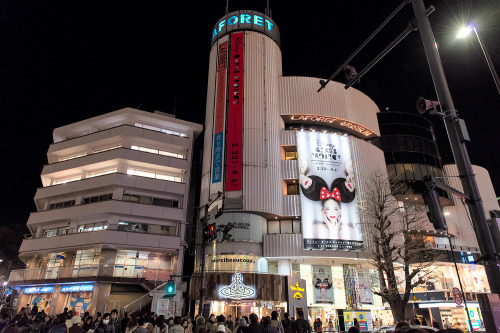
[0,304,475,333]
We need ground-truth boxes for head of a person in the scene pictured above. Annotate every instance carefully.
[209,315,215,323]
[188,318,192,324]
[227,315,231,320]
[261,318,271,327]
[395,321,410,330]
[196,317,205,325]
[26,304,29,307]
[216,315,225,324]
[137,318,145,327]
[64,308,68,313]
[283,313,289,320]
[243,317,249,325]
[348,327,360,333]
[44,316,51,323]
[297,311,304,319]
[353,318,357,323]
[111,310,118,321]
[102,313,111,325]
[249,314,258,324]
[85,316,93,323]
[182,319,188,328]
[198,329,208,333]
[156,316,165,326]
[238,318,247,328]
[174,317,181,325]
[168,317,174,325]
[271,311,278,321]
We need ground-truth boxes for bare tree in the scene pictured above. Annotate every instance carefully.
[359,170,438,323]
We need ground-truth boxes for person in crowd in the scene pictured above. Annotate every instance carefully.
[167,318,174,329]
[95,313,114,333]
[247,314,263,333]
[132,318,148,333]
[225,316,233,333]
[155,316,167,333]
[110,310,121,333]
[48,316,68,333]
[62,309,68,317]
[269,312,282,333]
[120,314,129,333]
[69,318,86,333]
[281,313,292,333]
[40,316,52,333]
[235,318,249,333]
[124,318,137,333]
[82,316,94,333]
[0,312,11,331]
[431,318,440,329]
[195,316,206,333]
[25,305,31,315]
[347,327,359,333]
[206,316,216,332]
[31,304,38,316]
[352,318,359,329]
[186,317,193,333]
[313,319,321,333]
[31,314,45,333]
[169,317,184,333]
[294,311,310,333]
[209,316,229,333]
[394,321,410,330]
[17,316,32,333]
[18,308,27,316]
[261,318,277,333]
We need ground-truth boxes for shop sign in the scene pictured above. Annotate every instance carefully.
[225,32,244,191]
[344,312,373,332]
[60,284,94,293]
[296,132,362,251]
[24,286,54,294]
[207,255,266,273]
[285,115,377,139]
[286,276,308,316]
[219,273,255,300]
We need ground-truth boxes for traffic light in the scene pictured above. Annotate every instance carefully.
[221,222,233,243]
[203,223,217,244]
[166,280,175,294]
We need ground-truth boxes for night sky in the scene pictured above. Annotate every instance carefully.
[0,0,499,227]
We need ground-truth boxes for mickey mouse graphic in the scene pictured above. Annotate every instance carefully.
[298,154,357,240]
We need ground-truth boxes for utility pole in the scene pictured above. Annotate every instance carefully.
[411,0,500,294]
[198,204,209,316]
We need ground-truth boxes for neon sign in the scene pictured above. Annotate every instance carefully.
[219,273,255,299]
[211,11,280,47]
[24,286,54,294]
[290,282,304,299]
[60,284,94,293]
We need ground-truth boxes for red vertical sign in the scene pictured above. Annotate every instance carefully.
[225,32,244,191]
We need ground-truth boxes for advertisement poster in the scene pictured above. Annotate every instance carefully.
[313,265,334,304]
[344,312,373,332]
[31,294,51,313]
[225,32,244,191]
[69,291,92,316]
[296,132,362,250]
[210,38,228,194]
[358,268,373,304]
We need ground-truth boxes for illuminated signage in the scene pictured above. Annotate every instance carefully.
[219,273,255,299]
[283,114,377,139]
[211,10,280,47]
[24,286,54,294]
[290,282,304,299]
[60,284,94,293]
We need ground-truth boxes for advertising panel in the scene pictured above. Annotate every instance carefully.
[225,32,244,191]
[206,254,267,273]
[344,312,373,332]
[287,275,308,315]
[312,265,334,304]
[296,131,362,250]
[210,38,228,195]
[358,269,373,304]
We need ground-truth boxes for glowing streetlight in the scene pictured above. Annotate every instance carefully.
[457,24,500,95]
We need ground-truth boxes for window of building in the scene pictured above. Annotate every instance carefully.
[122,194,179,208]
[88,169,117,178]
[135,123,188,138]
[53,176,81,185]
[286,184,299,195]
[127,168,182,183]
[117,221,148,233]
[93,145,121,154]
[43,227,69,238]
[131,145,185,159]
[77,222,108,232]
[73,249,101,277]
[114,250,148,278]
[59,153,87,162]
[281,145,298,160]
[48,200,76,210]
[267,220,301,234]
[82,193,113,204]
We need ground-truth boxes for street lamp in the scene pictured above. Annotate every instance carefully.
[457,24,500,95]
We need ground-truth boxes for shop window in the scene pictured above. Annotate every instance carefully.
[114,250,148,278]
[117,221,148,233]
[82,193,112,204]
[48,200,75,210]
[292,220,301,233]
[268,220,280,234]
[281,145,297,160]
[268,261,278,274]
[286,184,299,195]
[280,220,293,234]
[43,227,69,238]
[123,194,179,208]
[77,222,108,233]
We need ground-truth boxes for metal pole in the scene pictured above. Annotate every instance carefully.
[447,233,473,331]
[473,27,500,95]
[411,0,500,294]
[198,204,209,316]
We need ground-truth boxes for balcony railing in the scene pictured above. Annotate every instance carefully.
[8,264,171,283]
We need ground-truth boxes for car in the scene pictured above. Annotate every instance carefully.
[370,325,439,332]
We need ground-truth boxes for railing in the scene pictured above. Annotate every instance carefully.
[9,264,171,282]
[122,281,168,315]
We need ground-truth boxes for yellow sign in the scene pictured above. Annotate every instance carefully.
[290,282,304,299]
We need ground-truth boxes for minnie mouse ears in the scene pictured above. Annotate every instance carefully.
[300,176,355,203]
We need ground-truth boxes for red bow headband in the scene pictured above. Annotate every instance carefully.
[320,187,341,201]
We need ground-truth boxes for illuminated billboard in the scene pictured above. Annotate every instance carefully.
[296,131,362,250]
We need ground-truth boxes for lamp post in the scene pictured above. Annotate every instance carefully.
[457,25,500,95]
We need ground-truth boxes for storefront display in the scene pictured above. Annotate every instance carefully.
[313,266,334,304]
[344,311,373,332]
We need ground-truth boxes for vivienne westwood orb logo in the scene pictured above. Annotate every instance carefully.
[219,273,255,299]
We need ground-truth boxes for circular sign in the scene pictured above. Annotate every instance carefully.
[345,314,351,321]
[359,321,367,330]
[469,310,475,318]
[454,297,463,306]
[452,287,461,296]
[358,314,365,320]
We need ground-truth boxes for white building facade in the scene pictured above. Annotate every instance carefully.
[9,108,202,316]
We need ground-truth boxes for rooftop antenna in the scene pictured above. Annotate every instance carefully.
[225,0,229,14]
[265,0,272,17]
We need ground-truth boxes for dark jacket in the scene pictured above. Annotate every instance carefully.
[237,327,250,333]
[247,323,264,333]
[294,319,310,333]
[48,325,68,333]
[195,317,206,333]
[95,323,115,333]
[69,325,86,333]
